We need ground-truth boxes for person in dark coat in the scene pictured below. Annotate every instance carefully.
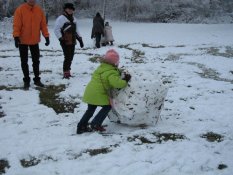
[91,12,104,48]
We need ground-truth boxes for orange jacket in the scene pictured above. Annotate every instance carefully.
[13,3,49,45]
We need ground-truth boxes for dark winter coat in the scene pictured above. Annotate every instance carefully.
[91,15,104,38]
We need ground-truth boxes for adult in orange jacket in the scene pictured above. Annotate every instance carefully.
[13,0,50,89]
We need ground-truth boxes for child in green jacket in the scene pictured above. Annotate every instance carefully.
[77,49,131,134]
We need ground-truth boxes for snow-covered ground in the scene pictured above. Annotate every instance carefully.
[0,19,233,175]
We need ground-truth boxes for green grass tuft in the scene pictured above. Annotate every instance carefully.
[38,85,79,114]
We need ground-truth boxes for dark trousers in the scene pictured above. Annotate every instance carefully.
[78,104,112,128]
[61,44,75,72]
[95,33,101,48]
[19,44,40,83]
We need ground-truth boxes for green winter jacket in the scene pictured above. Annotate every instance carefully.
[83,63,127,105]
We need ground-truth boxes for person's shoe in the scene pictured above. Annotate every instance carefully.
[76,125,92,134]
[34,81,45,87]
[91,125,106,132]
[24,82,30,90]
[63,71,71,79]
[23,77,30,90]
[33,77,45,87]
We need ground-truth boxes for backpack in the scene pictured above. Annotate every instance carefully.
[61,15,77,45]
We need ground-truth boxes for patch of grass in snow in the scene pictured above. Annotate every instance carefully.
[67,146,118,159]
[85,147,111,156]
[0,159,10,174]
[0,108,5,118]
[78,47,90,51]
[40,49,62,53]
[165,53,194,61]
[20,156,40,168]
[38,48,96,58]
[187,62,233,84]
[127,133,186,144]
[142,43,185,48]
[0,103,5,118]
[0,55,19,58]
[165,54,182,61]
[153,133,186,143]
[201,132,224,142]
[142,43,166,48]
[0,100,5,118]
[39,85,79,114]
[161,75,173,85]
[199,46,233,58]
[127,135,156,144]
[0,49,15,52]
[118,44,130,49]
[132,49,145,63]
[119,44,145,63]
[218,164,228,170]
[20,155,57,168]
[40,70,52,73]
[225,46,233,58]
[89,55,101,63]
[175,45,186,47]
[0,86,21,91]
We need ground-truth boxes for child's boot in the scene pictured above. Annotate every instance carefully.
[76,125,92,134]
[91,125,106,132]
[23,77,30,90]
[63,71,71,79]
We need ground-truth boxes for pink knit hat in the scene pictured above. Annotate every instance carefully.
[103,49,119,66]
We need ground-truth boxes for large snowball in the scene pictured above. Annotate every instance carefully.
[108,69,168,126]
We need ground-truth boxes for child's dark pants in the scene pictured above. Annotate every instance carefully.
[60,44,75,72]
[78,104,112,128]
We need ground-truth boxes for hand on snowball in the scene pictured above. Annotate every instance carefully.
[123,73,131,82]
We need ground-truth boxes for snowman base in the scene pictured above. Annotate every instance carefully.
[108,74,168,126]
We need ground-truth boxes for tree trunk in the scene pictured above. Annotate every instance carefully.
[126,0,132,21]
[102,0,106,21]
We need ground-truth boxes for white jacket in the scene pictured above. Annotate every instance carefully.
[54,15,81,39]
[104,26,114,42]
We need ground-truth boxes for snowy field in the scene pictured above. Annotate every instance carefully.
[0,19,233,175]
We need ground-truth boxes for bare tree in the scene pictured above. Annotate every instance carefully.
[102,0,106,20]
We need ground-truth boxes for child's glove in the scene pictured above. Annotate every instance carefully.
[76,35,84,48]
[59,37,64,45]
[123,74,131,82]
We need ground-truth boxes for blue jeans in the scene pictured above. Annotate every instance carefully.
[78,104,112,128]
